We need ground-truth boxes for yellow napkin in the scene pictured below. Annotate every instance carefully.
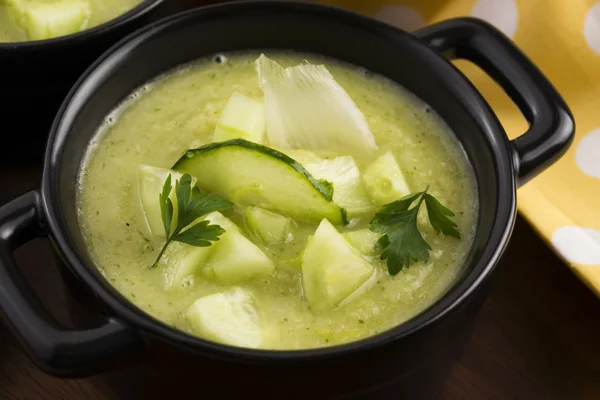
[316,0,600,295]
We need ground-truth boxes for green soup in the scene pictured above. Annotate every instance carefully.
[0,0,143,42]
[77,52,478,350]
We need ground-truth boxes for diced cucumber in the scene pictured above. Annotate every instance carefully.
[362,151,411,205]
[203,212,275,283]
[301,219,374,312]
[245,206,292,245]
[137,165,197,237]
[213,92,265,144]
[282,149,322,165]
[339,269,378,308]
[11,0,91,41]
[186,288,263,348]
[282,151,374,216]
[304,156,374,217]
[158,211,233,288]
[159,240,212,290]
[342,229,380,256]
[204,231,275,283]
[203,210,239,231]
[173,139,345,225]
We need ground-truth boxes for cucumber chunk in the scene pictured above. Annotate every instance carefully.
[203,212,275,283]
[10,0,91,41]
[213,92,265,144]
[281,149,322,165]
[174,139,345,225]
[304,156,374,217]
[301,219,374,312]
[342,229,380,256]
[186,288,263,348]
[282,151,374,216]
[245,206,292,244]
[159,240,212,290]
[362,151,411,205]
[159,212,273,286]
[138,165,197,237]
[339,269,378,308]
[158,211,240,289]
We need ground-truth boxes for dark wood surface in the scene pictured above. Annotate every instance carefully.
[2,166,600,400]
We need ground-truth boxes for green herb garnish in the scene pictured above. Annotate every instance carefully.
[150,173,233,268]
[369,186,460,275]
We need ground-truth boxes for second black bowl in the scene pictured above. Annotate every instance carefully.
[0,0,171,164]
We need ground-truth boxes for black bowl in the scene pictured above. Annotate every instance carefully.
[0,0,166,165]
[0,2,574,399]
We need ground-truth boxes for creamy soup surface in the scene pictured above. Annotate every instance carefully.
[0,0,144,42]
[77,52,478,350]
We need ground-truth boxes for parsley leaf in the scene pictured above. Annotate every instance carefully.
[151,173,233,268]
[370,186,460,275]
[423,194,460,238]
[160,173,173,236]
[174,220,225,247]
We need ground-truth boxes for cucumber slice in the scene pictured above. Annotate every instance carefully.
[173,139,345,225]
[137,165,197,237]
[301,219,374,312]
[186,288,263,348]
[12,0,91,41]
[213,92,265,144]
[203,212,275,283]
[304,156,374,217]
[245,206,292,245]
[362,151,411,205]
[342,229,380,256]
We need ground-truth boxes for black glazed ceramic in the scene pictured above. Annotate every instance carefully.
[0,0,167,164]
[0,2,574,399]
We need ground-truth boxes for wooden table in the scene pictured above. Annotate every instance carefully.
[2,167,600,400]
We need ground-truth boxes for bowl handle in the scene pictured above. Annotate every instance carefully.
[0,191,143,377]
[415,17,575,186]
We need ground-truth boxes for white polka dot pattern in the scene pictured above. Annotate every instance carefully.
[471,0,518,38]
[584,2,600,55]
[552,227,600,265]
[374,5,425,32]
[576,128,600,179]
